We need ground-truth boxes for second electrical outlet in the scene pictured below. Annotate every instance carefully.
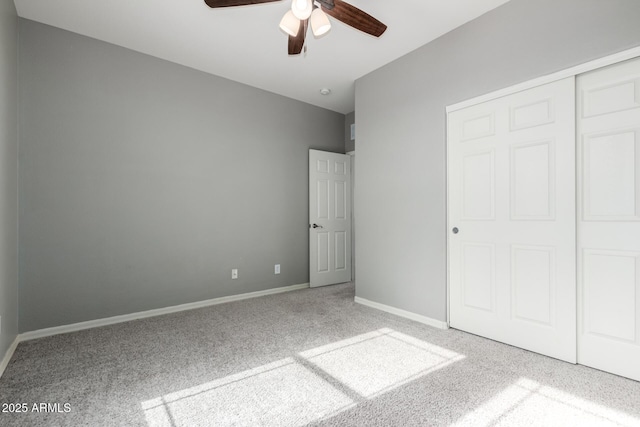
[232,269,238,279]
[275,264,280,274]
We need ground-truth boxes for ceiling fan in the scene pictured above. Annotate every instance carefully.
[204,0,387,55]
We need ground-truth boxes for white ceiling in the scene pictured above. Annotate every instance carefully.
[14,0,510,114]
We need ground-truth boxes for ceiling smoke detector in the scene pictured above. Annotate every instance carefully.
[319,88,332,96]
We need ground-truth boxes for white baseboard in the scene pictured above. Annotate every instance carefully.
[354,296,449,330]
[0,336,20,379]
[20,283,310,342]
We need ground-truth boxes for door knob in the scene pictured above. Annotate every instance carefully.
[312,224,323,229]
[452,227,459,234]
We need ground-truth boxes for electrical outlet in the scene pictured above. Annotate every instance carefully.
[275,264,280,274]
[232,269,238,279]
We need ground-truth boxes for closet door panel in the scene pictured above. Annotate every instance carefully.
[449,77,577,363]
[578,57,640,382]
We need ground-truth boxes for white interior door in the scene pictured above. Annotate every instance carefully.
[448,78,577,363]
[577,57,640,382]
[309,150,352,287]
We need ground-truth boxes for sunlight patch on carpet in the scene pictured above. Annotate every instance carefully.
[452,377,640,427]
[142,358,354,427]
[299,328,465,398]
[141,328,464,426]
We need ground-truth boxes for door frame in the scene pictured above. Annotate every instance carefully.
[347,151,355,282]
[445,45,640,328]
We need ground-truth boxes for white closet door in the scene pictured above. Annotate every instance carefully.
[578,57,640,381]
[448,78,576,363]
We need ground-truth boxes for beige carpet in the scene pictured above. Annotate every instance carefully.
[1,282,639,426]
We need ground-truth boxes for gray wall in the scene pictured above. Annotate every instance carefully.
[0,0,18,357]
[344,112,355,153]
[19,20,345,332]
[355,0,640,321]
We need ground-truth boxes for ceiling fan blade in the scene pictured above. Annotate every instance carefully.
[204,0,281,8]
[288,19,308,55]
[321,0,387,37]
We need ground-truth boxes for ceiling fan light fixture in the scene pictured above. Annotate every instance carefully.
[310,8,331,38]
[279,10,300,37]
[291,0,312,20]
